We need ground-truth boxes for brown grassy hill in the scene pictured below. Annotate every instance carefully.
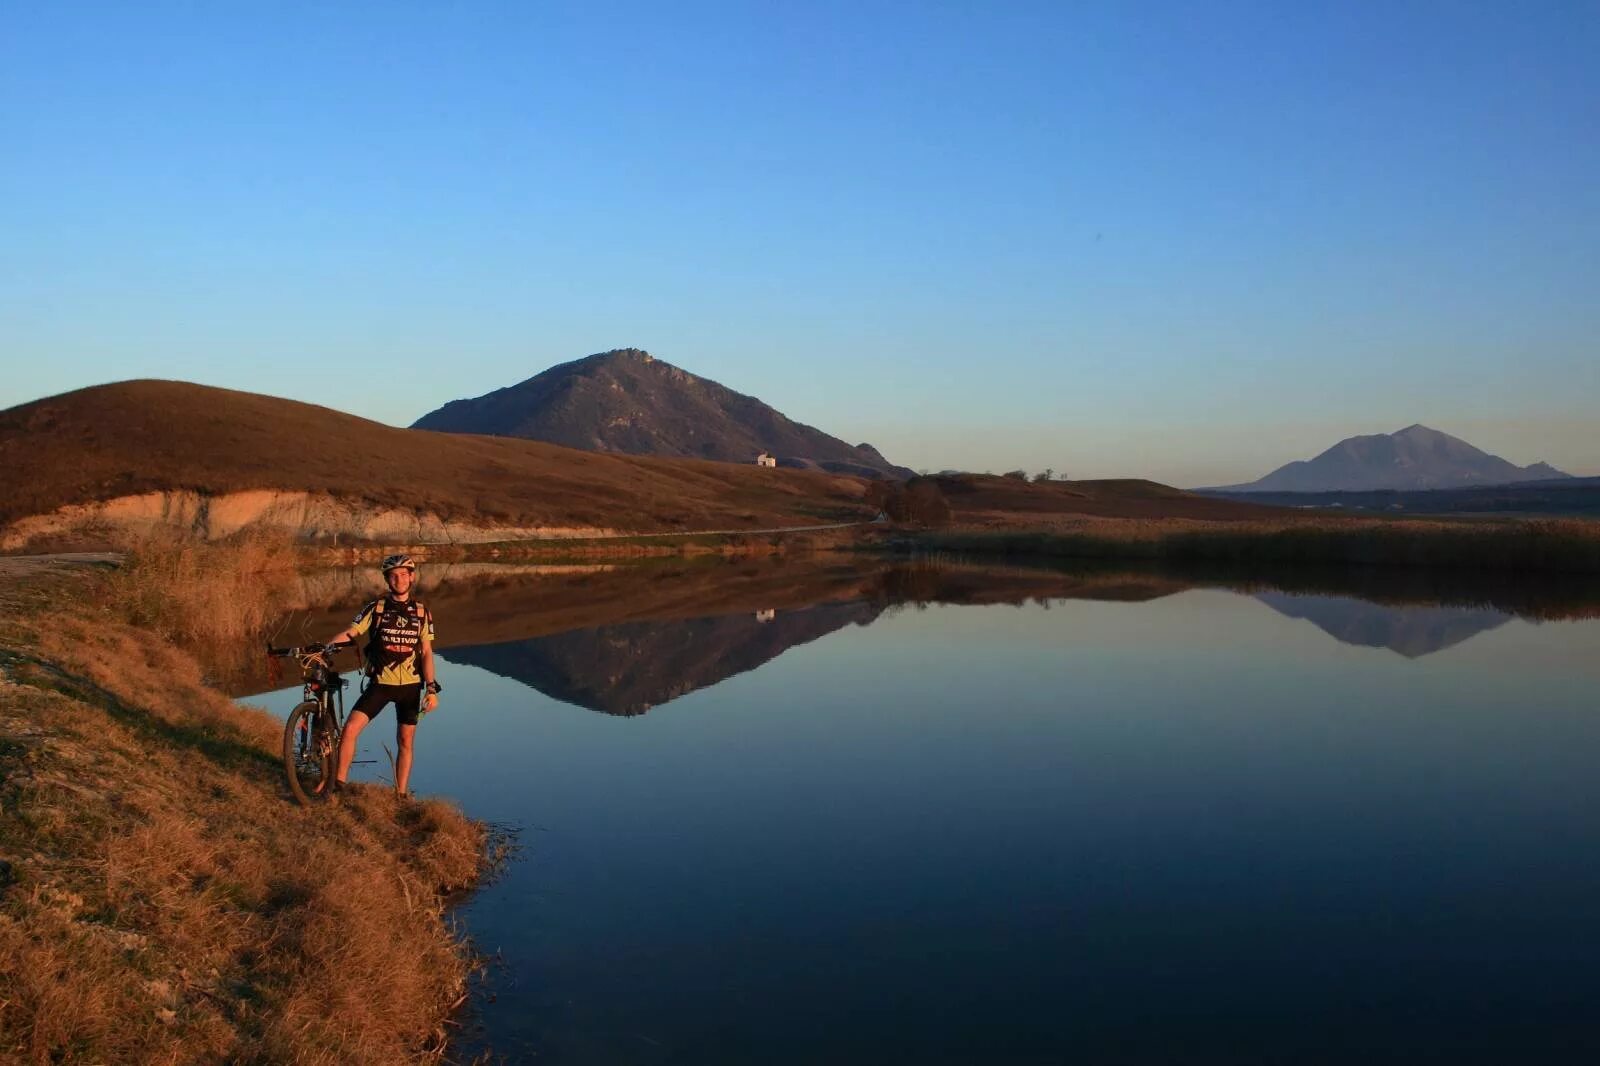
[0,380,876,532]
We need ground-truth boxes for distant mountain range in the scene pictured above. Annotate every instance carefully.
[1210,424,1570,493]
[413,348,912,479]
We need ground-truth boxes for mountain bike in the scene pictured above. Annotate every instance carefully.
[267,641,353,806]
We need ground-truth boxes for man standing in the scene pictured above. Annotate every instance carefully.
[325,553,440,797]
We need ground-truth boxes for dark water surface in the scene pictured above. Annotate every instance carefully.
[247,562,1600,1064]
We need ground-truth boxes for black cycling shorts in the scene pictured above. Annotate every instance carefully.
[352,682,423,726]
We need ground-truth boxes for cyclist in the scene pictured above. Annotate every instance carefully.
[324,553,440,797]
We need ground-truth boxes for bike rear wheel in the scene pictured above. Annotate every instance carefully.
[283,700,336,806]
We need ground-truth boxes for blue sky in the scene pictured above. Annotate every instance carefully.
[3,1,1595,485]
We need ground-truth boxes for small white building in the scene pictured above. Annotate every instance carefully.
[756,452,777,468]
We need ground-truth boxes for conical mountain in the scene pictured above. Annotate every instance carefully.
[1217,424,1570,492]
[413,349,911,479]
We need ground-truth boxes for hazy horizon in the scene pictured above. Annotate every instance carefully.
[4,3,1595,485]
[5,365,1592,489]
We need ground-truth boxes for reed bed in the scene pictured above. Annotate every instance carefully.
[100,527,301,644]
[901,517,1600,574]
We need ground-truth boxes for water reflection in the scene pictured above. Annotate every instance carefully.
[1255,591,1511,658]
[235,557,1600,1065]
[440,602,884,715]
[441,588,1524,717]
[229,558,1600,703]
[434,575,1545,715]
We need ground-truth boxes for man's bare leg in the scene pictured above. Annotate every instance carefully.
[336,711,371,786]
[395,722,416,795]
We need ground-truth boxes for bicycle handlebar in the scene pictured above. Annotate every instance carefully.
[265,641,352,659]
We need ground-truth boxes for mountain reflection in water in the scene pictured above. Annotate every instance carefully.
[1254,591,1512,658]
[440,601,883,715]
[404,562,1593,714]
[235,556,1600,1065]
[229,558,1600,705]
[437,586,1524,716]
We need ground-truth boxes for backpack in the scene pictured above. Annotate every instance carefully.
[362,597,430,677]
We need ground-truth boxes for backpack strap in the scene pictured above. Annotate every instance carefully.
[361,598,385,676]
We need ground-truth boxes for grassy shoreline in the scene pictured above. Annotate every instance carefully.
[28,511,1599,578]
[0,549,494,1064]
[283,511,1600,577]
[878,516,1600,574]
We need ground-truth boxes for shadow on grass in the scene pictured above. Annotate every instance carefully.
[0,646,278,777]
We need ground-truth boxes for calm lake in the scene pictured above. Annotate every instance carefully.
[242,559,1600,1064]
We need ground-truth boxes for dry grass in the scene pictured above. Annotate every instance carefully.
[0,545,491,1063]
[925,472,1296,522]
[101,527,300,645]
[0,379,875,535]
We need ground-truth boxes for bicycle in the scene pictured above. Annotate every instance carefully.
[267,641,353,806]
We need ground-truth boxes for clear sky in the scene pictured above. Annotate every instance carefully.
[3,1,1595,485]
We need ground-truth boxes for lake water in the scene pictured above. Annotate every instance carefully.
[244,561,1600,1064]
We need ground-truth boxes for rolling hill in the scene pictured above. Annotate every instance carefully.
[412,348,913,478]
[920,473,1294,523]
[2,380,1302,550]
[0,380,877,543]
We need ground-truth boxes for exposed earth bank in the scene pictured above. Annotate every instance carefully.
[0,488,620,551]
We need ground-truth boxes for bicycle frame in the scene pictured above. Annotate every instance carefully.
[269,642,352,802]
[299,656,349,732]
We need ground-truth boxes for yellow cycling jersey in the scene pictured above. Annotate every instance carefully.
[349,596,435,686]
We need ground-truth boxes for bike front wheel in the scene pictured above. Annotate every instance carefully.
[283,700,336,806]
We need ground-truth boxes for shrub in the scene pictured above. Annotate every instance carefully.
[885,478,953,527]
